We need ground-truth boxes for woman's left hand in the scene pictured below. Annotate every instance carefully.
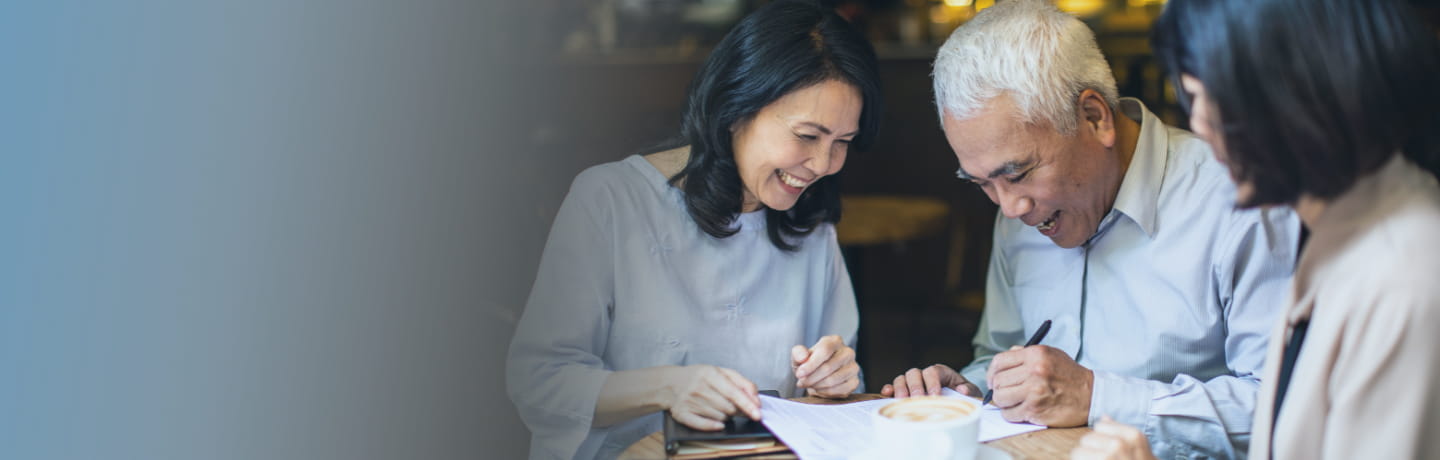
[791,335,860,398]
[1070,416,1157,460]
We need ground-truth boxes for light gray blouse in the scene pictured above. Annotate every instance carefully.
[506,155,858,459]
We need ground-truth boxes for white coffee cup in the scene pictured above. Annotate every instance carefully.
[867,396,981,460]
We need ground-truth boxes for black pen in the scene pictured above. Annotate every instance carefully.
[981,319,1052,406]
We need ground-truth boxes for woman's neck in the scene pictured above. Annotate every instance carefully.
[645,146,764,213]
[644,145,690,180]
[1294,194,1330,229]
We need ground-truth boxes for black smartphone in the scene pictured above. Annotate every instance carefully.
[662,389,780,454]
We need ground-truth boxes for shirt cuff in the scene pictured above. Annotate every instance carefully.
[1089,370,1155,430]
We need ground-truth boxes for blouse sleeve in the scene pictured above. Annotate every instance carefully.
[506,170,617,459]
[816,225,861,391]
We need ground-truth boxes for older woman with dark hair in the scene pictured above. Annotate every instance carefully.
[506,1,883,458]
[1072,0,1440,459]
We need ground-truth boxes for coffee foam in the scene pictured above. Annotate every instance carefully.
[879,397,977,423]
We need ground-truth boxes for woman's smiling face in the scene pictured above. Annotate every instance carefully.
[731,79,862,212]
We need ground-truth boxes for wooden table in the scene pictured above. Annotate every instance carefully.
[620,394,1090,460]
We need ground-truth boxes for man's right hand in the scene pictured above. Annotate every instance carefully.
[878,364,981,398]
[661,365,762,431]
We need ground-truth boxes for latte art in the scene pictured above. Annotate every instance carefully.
[870,396,982,460]
[879,397,976,422]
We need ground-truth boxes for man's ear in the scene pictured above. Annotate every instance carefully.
[1077,89,1116,148]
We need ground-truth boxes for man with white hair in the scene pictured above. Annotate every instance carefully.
[879,0,1300,457]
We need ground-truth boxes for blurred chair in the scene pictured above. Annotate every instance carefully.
[942,209,987,317]
[836,194,957,387]
[836,195,950,248]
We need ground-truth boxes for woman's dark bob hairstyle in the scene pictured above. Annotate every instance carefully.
[1152,0,1440,208]
[666,0,882,251]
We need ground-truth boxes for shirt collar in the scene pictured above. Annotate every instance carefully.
[1109,98,1168,238]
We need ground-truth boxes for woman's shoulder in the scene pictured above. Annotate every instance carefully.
[557,155,692,238]
[570,156,638,190]
[1362,193,1440,281]
[1324,186,1440,315]
[566,155,670,203]
[808,221,839,242]
[786,221,841,256]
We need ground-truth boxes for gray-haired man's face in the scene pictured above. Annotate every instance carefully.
[943,94,1125,249]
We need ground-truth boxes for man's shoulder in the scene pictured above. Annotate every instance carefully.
[1160,125,1232,193]
[1152,124,1299,254]
[1150,125,1245,218]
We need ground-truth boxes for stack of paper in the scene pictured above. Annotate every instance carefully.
[757,389,1045,459]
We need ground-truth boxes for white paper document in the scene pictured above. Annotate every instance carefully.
[758,389,1046,459]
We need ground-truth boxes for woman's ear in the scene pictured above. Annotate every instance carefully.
[729,115,750,134]
[1077,89,1116,148]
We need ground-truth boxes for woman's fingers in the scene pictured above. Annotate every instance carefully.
[715,367,761,419]
[796,336,842,380]
[808,362,859,396]
[790,345,810,371]
[800,345,854,388]
[1068,417,1155,460]
[673,408,724,431]
[696,382,738,417]
[1078,431,1122,450]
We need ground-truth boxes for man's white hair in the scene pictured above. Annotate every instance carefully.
[932,0,1118,135]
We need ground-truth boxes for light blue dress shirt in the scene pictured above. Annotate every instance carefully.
[507,155,858,460]
[960,99,1300,459]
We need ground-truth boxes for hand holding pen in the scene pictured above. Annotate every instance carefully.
[982,319,1051,405]
[985,319,1095,427]
[879,320,1052,400]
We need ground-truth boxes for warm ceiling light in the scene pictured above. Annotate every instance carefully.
[1055,0,1106,17]
[944,0,974,6]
